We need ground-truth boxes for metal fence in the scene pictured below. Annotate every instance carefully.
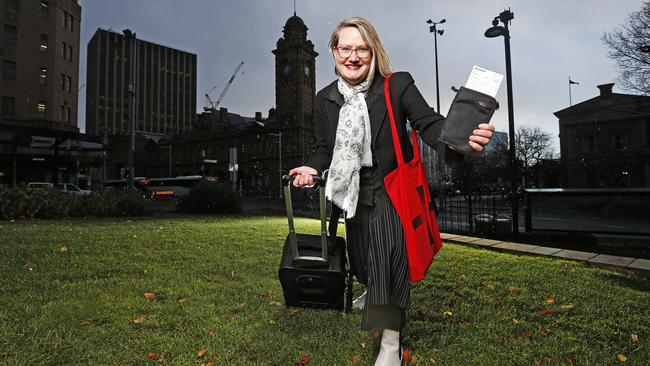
[436,189,513,238]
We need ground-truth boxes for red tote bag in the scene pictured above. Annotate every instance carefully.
[383,73,442,282]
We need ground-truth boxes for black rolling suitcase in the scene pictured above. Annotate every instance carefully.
[278,175,353,312]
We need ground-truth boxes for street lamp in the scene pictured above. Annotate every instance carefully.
[269,131,282,197]
[484,9,518,238]
[426,18,446,113]
[123,28,137,189]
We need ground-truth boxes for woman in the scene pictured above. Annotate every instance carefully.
[288,17,494,365]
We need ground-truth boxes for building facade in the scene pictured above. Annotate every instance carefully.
[555,83,650,188]
[1,0,81,131]
[85,28,197,137]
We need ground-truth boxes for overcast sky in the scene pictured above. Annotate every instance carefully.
[77,0,646,152]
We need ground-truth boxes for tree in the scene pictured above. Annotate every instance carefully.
[515,126,555,187]
[602,1,650,94]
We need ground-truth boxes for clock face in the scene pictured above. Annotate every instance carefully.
[303,65,310,76]
[283,65,291,77]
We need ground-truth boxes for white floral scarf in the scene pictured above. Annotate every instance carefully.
[326,77,373,218]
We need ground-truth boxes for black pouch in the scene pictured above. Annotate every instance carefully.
[439,86,499,154]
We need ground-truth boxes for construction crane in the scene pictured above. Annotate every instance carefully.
[204,61,245,112]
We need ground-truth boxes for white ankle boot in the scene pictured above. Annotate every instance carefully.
[352,290,367,310]
[374,329,401,366]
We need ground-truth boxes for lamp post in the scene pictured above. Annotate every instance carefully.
[426,18,446,113]
[123,28,137,189]
[269,131,282,197]
[484,9,518,238]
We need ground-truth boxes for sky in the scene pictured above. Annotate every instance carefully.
[77,0,647,153]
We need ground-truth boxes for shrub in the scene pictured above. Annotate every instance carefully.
[0,185,148,220]
[176,180,241,214]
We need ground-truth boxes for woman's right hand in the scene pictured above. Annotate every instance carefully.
[287,166,318,187]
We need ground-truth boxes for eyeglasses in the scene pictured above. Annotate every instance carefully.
[335,46,371,58]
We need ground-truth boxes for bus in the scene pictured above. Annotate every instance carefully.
[147,175,204,200]
[102,177,150,197]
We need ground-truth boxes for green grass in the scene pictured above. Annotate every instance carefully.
[0,216,648,365]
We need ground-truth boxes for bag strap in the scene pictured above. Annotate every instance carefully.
[383,73,421,167]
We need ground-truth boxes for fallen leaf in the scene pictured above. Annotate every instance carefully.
[268,320,277,325]
[402,347,412,363]
[286,308,300,316]
[535,361,542,366]
[360,342,366,349]
[539,308,554,315]
[487,282,495,290]
[293,353,309,365]
[263,290,273,297]
[147,352,161,360]
[59,245,68,253]
[538,326,552,334]
[570,267,577,273]
[269,301,282,306]
[545,297,555,305]
[131,316,146,324]
[508,285,518,292]
[631,333,638,343]
[177,298,187,303]
[372,330,380,339]
[512,318,522,325]
[24,261,34,271]
[199,363,213,366]
[561,304,574,309]
[80,319,92,326]
[443,310,453,317]
[522,331,533,338]
[411,354,417,364]
[429,357,436,364]
[144,292,156,300]
[351,355,361,363]
[196,348,208,357]
[617,354,627,362]
[564,355,575,363]
[230,270,235,279]
[207,331,215,337]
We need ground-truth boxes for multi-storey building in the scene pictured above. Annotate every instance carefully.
[0,0,81,131]
[85,28,197,137]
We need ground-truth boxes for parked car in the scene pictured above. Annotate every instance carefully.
[27,182,53,189]
[55,183,92,196]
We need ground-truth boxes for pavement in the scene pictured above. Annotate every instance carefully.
[440,232,650,276]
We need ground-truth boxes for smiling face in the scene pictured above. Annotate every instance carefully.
[333,27,372,86]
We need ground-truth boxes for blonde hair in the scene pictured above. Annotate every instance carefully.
[328,17,391,87]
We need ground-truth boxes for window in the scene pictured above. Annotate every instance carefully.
[59,104,64,123]
[40,33,48,52]
[66,107,71,123]
[61,41,66,59]
[62,10,67,28]
[37,101,46,119]
[40,1,49,18]
[1,96,15,116]
[6,0,19,13]
[4,25,17,46]
[614,133,626,151]
[67,45,73,61]
[582,135,595,153]
[67,76,72,92]
[2,61,16,80]
[39,67,47,85]
[59,73,65,91]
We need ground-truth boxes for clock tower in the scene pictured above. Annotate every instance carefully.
[272,13,318,165]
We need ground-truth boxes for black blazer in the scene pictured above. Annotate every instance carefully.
[306,71,449,180]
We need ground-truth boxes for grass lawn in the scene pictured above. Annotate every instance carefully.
[0,215,648,365]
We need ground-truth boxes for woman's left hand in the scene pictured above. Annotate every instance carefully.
[468,123,496,152]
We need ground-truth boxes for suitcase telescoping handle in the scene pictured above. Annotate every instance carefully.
[281,174,328,266]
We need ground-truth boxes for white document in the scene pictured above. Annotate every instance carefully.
[465,65,503,98]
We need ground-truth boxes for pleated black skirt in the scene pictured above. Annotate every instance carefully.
[345,189,410,332]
